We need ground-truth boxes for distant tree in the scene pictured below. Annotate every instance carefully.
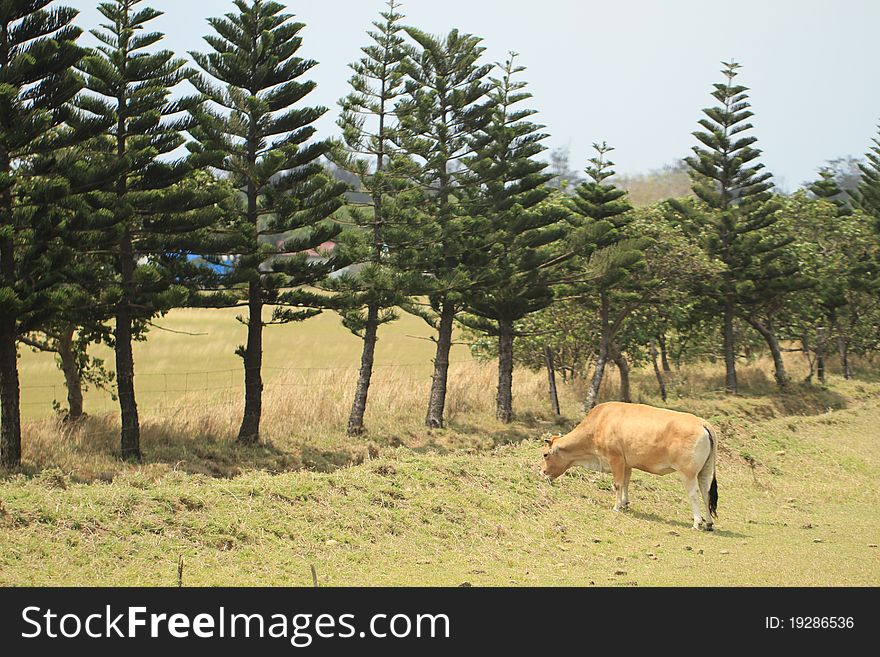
[396,27,494,428]
[457,54,568,423]
[20,324,114,422]
[671,61,801,392]
[614,203,718,399]
[547,145,583,191]
[331,0,424,436]
[0,1,91,467]
[189,0,347,444]
[779,194,880,382]
[467,296,600,382]
[74,0,223,460]
[824,156,864,194]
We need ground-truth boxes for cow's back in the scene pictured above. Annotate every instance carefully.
[588,402,709,473]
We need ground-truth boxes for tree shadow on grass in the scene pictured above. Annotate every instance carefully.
[7,413,376,482]
[448,413,574,448]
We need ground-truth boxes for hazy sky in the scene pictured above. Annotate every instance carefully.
[65,0,880,190]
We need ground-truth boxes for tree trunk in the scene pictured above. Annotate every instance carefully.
[611,347,631,403]
[116,229,141,461]
[585,294,611,410]
[838,337,852,379]
[723,299,738,394]
[585,342,609,411]
[58,326,83,422]
[815,326,828,386]
[657,333,671,372]
[496,319,514,423]
[426,302,455,428]
[650,339,667,402]
[0,159,21,467]
[115,308,140,460]
[0,318,21,468]
[347,303,380,437]
[745,317,789,389]
[544,346,561,416]
[238,280,263,444]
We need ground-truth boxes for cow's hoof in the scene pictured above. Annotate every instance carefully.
[698,521,714,532]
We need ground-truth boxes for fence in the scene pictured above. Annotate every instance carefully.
[20,360,476,421]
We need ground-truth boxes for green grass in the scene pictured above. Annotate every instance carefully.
[5,307,880,586]
[18,306,473,420]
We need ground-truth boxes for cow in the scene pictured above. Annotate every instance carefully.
[541,402,718,530]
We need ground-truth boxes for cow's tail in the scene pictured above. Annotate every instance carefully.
[702,423,719,519]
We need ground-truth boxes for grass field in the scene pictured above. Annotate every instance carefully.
[18,306,473,421]
[2,306,880,586]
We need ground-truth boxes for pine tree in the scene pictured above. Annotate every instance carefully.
[396,27,494,428]
[189,0,347,444]
[457,54,568,423]
[851,124,880,227]
[21,142,121,422]
[73,0,223,460]
[809,168,851,216]
[330,1,424,437]
[671,61,798,393]
[0,1,90,467]
[568,143,646,409]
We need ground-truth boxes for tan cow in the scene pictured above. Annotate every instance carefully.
[541,402,718,530]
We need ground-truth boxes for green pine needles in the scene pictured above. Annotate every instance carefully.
[74,0,224,460]
[672,60,797,393]
[458,53,568,423]
[0,0,88,467]
[188,0,347,444]
[331,0,425,437]
[396,26,494,429]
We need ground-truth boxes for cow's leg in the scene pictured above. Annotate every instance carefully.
[611,458,628,512]
[683,475,704,529]
[697,464,714,531]
[620,466,632,510]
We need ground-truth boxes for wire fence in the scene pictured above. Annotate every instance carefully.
[20,359,477,420]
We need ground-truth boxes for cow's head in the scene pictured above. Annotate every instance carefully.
[541,435,571,480]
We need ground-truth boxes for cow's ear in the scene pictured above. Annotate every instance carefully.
[543,436,553,445]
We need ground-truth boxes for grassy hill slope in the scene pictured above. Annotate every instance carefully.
[2,376,878,586]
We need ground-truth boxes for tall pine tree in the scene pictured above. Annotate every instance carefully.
[189,0,347,444]
[330,1,424,437]
[458,54,568,423]
[568,144,646,409]
[73,0,223,460]
[0,1,90,467]
[671,61,797,393]
[396,27,494,429]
